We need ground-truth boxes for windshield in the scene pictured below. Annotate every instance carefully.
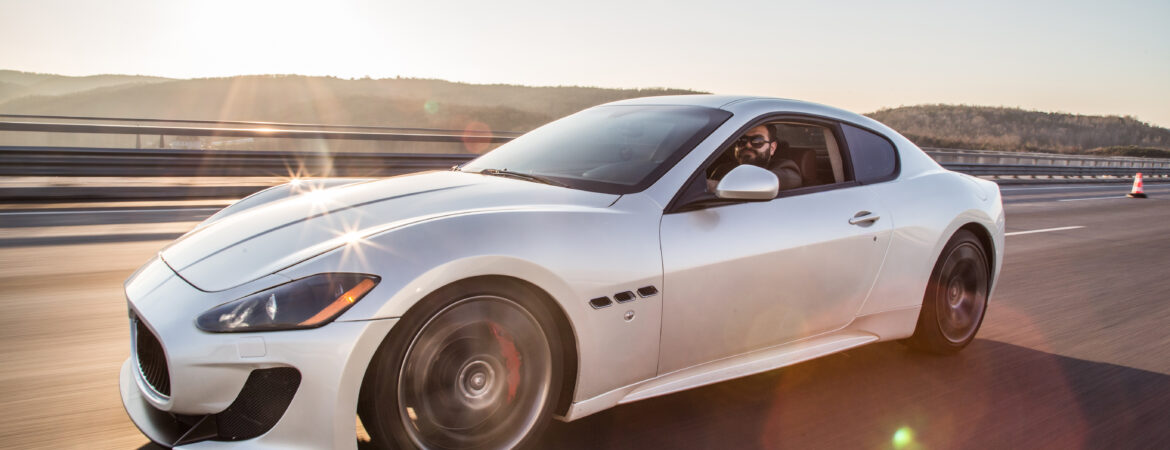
[461,105,732,194]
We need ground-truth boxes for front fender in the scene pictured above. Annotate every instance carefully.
[276,201,665,402]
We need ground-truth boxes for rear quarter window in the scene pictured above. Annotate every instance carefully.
[842,124,898,183]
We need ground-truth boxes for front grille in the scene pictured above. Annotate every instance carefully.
[216,368,301,440]
[134,316,171,397]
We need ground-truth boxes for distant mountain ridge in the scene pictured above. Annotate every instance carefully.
[867,104,1170,155]
[0,70,170,103]
[0,71,701,133]
[2,70,1167,156]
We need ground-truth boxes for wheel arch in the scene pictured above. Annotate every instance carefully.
[902,222,995,353]
[374,274,581,418]
[957,222,997,289]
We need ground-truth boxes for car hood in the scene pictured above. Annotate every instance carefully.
[161,171,619,292]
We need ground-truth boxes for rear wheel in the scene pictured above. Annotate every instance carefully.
[359,279,562,449]
[904,230,990,354]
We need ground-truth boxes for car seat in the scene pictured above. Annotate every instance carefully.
[774,141,819,186]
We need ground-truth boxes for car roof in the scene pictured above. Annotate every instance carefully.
[604,94,842,110]
[606,95,889,133]
[603,95,763,109]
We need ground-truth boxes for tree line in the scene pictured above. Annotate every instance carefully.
[3,71,1167,157]
[867,104,1170,156]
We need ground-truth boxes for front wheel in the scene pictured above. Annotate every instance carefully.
[359,280,562,449]
[904,229,990,354]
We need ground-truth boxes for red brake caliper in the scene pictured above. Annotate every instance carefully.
[489,323,521,403]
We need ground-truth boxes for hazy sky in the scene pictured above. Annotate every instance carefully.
[2,0,1168,126]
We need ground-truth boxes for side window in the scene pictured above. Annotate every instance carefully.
[841,124,897,183]
[771,122,850,186]
[703,121,851,189]
[673,118,856,212]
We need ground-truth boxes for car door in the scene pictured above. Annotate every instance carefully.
[657,121,893,375]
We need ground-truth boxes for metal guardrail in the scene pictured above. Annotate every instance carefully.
[0,121,511,143]
[0,113,526,136]
[0,146,475,177]
[923,148,1170,180]
[1,117,1169,180]
[4,146,1168,180]
[946,163,1170,178]
[923,147,1170,169]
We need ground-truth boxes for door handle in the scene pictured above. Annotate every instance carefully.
[849,211,880,226]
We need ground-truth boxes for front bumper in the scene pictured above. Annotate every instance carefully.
[120,257,398,449]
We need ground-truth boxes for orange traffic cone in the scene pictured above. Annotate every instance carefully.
[1127,172,1147,198]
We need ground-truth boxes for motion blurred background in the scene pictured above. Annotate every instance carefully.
[1,0,1169,448]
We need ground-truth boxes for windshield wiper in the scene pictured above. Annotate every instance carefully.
[476,168,567,187]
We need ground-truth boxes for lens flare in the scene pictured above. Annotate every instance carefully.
[424,100,440,115]
[304,187,328,204]
[284,162,312,185]
[342,231,362,245]
[332,224,386,269]
[893,426,914,449]
[462,120,493,154]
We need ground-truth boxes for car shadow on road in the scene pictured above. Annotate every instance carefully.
[535,339,1170,449]
[138,339,1170,450]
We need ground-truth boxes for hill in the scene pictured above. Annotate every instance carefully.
[867,105,1170,154]
[0,72,702,133]
[3,71,1167,156]
[0,70,170,103]
[1086,145,1170,159]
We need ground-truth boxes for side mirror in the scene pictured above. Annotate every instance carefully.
[715,165,778,201]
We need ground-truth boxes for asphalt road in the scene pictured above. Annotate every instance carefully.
[1,182,1169,449]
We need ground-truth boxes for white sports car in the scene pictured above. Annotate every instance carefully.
[120,95,1004,449]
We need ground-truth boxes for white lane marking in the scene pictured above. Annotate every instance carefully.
[1005,226,1085,236]
[0,207,221,216]
[1001,185,1121,191]
[1057,196,1126,202]
[1000,184,1168,191]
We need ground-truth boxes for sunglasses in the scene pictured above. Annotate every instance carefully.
[735,134,773,150]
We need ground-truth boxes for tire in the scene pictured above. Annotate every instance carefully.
[359,278,563,450]
[903,229,990,354]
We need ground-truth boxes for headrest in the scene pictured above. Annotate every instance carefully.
[775,146,819,186]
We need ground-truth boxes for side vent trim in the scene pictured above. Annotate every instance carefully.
[637,286,659,298]
[589,297,613,309]
[614,291,636,303]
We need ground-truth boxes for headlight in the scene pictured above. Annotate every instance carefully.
[196,273,379,332]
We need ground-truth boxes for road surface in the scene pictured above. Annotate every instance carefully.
[1,183,1168,449]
